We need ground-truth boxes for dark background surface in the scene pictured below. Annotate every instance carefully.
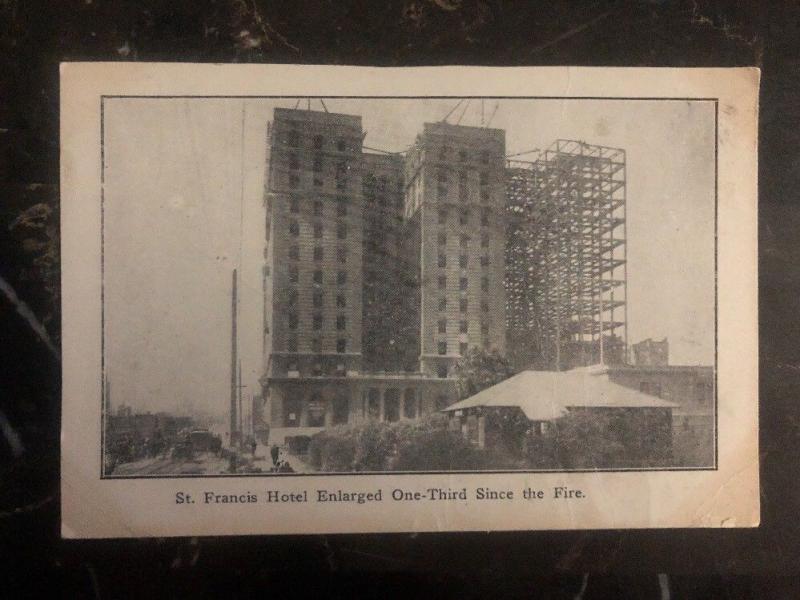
[1,1,798,597]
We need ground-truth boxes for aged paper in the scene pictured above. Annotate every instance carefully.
[61,63,759,538]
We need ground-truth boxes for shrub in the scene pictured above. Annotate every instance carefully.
[308,413,500,472]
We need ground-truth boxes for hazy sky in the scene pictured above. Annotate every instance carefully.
[103,97,715,416]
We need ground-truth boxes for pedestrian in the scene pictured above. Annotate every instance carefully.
[250,438,257,457]
[270,444,280,467]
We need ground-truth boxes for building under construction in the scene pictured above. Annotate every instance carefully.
[505,139,627,371]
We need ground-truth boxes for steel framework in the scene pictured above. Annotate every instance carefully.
[506,140,627,370]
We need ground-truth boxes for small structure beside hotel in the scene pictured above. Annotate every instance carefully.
[443,367,678,467]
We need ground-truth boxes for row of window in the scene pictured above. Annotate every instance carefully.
[287,289,348,308]
[441,231,490,250]
[437,297,491,313]
[438,207,493,225]
[437,336,490,356]
[435,146,493,164]
[437,254,491,268]
[364,388,418,422]
[289,196,349,217]
[284,130,357,153]
[287,268,349,285]
[288,172,350,191]
[287,337,348,354]
[288,313,348,331]
[437,169,491,185]
[288,220,348,239]
[289,245,349,263]
[435,275,491,291]
[438,185,492,203]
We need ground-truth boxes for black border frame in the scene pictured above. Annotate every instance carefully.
[98,95,719,479]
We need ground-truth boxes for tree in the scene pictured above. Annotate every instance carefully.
[452,347,516,400]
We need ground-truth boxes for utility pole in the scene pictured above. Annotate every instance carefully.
[229,269,238,447]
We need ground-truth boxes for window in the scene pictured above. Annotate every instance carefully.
[438,275,447,290]
[314,177,323,188]
[289,173,300,188]
[314,223,323,239]
[459,342,468,355]
[481,208,490,226]
[336,294,347,308]
[312,338,322,353]
[480,190,490,203]
[481,322,490,336]
[313,154,323,173]
[437,365,448,379]
[458,149,468,162]
[438,184,448,200]
[333,394,349,424]
[289,245,299,260]
[480,150,489,164]
[337,338,347,353]
[439,145,450,160]
[384,389,400,422]
[438,232,447,246]
[313,270,323,284]
[288,266,299,283]
[290,198,300,213]
[288,337,298,352]
[481,233,489,248]
[284,397,300,427]
[337,271,347,285]
[337,246,347,263]
[313,314,323,330]
[480,255,490,267]
[438,319,447,334]
[459,297,468,312]
[403,389,417,419]
[438,254,447,268]
[438,208,448,224]
[438,297,447,311]
[313,134,324,150]
[313,290,324,308]
[337,315,347,330]
[337,223,347,239]
[336,197,348,217]
[437,170,449,183]
[479,171,489,185]
[459,170,468,184]
[438,341,448,355]
[288,152,299,170]
[289,220,299,236]
[313,200,323,216]
[287,129,299,147]
[460,320,468,333]
[288,289,298,306]
[460,234,469,248]
[460,210,469,225]
[459,277,468,291]
[459,255,468,269]
[288,313,298,330]
[308,391,324,425]
[481,299,489,313]
[337,138,347,152]
[481,276,489,291]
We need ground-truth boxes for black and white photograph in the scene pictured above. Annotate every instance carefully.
[99,95,716,477]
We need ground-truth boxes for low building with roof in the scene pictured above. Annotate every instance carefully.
[442,367,678,466]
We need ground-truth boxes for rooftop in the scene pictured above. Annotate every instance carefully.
[442,369,678,421]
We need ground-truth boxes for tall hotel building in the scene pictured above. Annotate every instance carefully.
[262,107,626,429]
[405,123,507,379]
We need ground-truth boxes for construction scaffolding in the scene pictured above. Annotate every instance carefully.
[506,140,627,371]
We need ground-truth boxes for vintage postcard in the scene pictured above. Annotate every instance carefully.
[61,64,759,537]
